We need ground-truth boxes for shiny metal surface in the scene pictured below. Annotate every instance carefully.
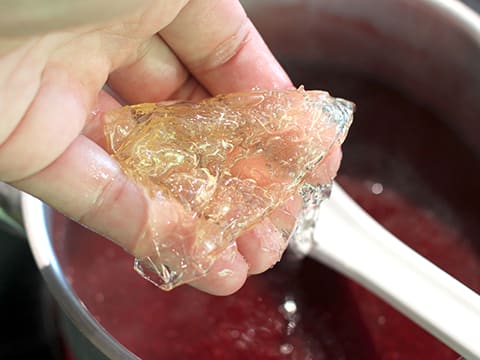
[22,195,137,360]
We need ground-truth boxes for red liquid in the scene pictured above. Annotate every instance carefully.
[54,71,480,359]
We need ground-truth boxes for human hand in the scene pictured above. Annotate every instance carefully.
[0,0,341,294]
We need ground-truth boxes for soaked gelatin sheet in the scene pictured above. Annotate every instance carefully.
[104,87,354,290]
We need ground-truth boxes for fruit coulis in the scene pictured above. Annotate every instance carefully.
[53,70,480,359]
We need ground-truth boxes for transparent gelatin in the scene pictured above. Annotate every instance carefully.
[104,87,354,290]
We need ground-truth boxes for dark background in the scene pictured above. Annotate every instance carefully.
[1,1,479,359]
[0,232,62,359]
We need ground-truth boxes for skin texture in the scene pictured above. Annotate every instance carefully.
[0,0,341,295]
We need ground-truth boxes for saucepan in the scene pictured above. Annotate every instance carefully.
[15,0,480,359]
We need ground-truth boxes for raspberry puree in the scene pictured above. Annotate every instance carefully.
[53,69,480,359]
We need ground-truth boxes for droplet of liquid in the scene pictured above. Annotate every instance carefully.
[217,269,234,278]
[280,343,294,355]
[279,296,300,336]
[288,182,333,257]
[282,299,298,315]
[371,182,384,195]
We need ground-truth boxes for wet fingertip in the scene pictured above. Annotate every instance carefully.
[325,146,343,180]
[306,146,343,185]
[237,219,287,275]
[189,247,249,296]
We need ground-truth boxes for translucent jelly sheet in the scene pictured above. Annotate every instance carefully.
[104,88,354,290]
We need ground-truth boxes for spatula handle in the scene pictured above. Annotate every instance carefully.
[309,183,480,359]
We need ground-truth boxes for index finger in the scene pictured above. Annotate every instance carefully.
[159,0,293,93]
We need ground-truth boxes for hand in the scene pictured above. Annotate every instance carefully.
[0,0,340,295]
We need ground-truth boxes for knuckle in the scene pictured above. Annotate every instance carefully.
[78,173,127,224]
[193,18,252,74]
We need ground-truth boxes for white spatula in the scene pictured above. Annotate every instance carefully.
[305,182,480,359]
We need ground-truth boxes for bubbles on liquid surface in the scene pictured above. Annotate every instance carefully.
[371,182,384,195]
[104,88,354,290]
[280,343,294,355]
[279,296,300,337]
